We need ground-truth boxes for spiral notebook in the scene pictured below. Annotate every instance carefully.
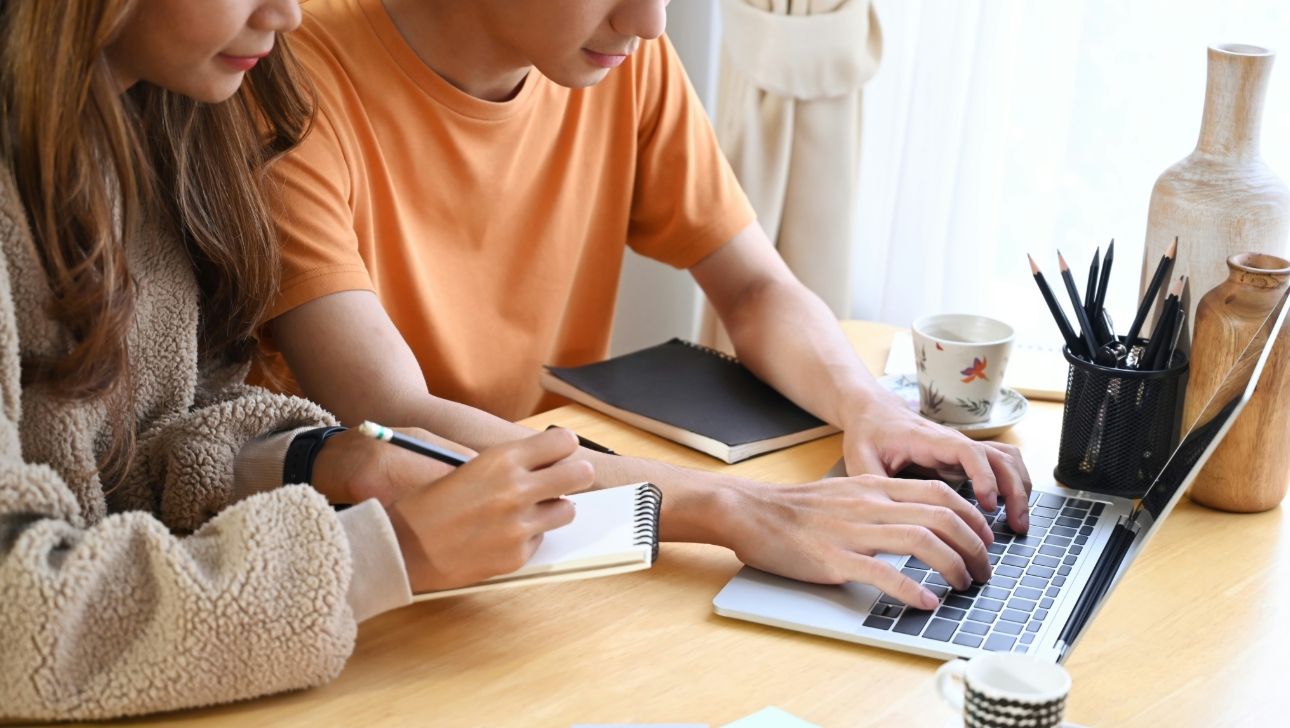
[541,339,838,463]
[412,483,662,601]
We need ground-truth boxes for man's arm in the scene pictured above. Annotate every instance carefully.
[690,221,1033,532]
[271,290,996,609]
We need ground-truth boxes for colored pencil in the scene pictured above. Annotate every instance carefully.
[1058,251,1101,361]
[1124,237,1177,348]
[1029,254,1083,356]
[359,420,471,467]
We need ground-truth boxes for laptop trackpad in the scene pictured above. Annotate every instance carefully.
[713,554,904,634]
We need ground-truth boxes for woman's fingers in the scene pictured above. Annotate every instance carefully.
[983,443,1032,533]
[857,508,987,588]
[529,495,578,534]
[835,550,940,610]
[523,458,595,499]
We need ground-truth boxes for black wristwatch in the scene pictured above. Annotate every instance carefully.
[283,426,348,485]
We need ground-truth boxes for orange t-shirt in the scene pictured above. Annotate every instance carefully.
[256,0,756,420]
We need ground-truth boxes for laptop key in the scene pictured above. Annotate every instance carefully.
[935,606,967,622]
[1007,598,1037,612]
[1026,565,1055,579]
[1000,609,1029,623]
[980,587,1010,601]
[926,574,952,588]
[1090,502,1106,516]
[1026,621,1042,632]
[927,584,951,598]
[879,594,904,606]
[1034,609,1048,621]
[905,557,933,570]
[1029,517,1054,528]
[1070,545,1084,555]
[1069,499,1092,508]
[987,543,1007,555]
[1074,535,1089,545]
[901,567,928,581]
[1037,494,1066,509]
[1031,506,1059,519]
[1045,587,1060,598]
[923,618,958,642]
[1079,525,1095,536]
[994,620,1023,635]
[1038,545,1064,557]
[893,609,934,636]
[952,633,983,648]
[1014,586,1042,600]
[944,595,975,610]
[1050,526,1077,538]
[1055,517,1082,528]
[959,620,989,635]
[959,585,982,598]
[1028,492,1040,506]
[988,555,1000,566]
[967,609,997,624]
[1040,597,1055,609]
[1033,555,1060,568]
[1060,507,1087,518]
[1007,545,1036,558]
[995,565,1023,578]
[1016,536,1044,547]
[1028,527,1048,538]
[1020,632,1036,645]
[1001,555,1028,568]
[1063,555,1078,565]
[984,635,1016,652]
[1020,576,1048,589]
[1052,576,1067,587]
[1013,645,1029,653]
[870,604,889,616]
[1046,536,1072,548]
[864,615,895,630]
[976,598,1004,612]
[1058,565,1072,576]
[988,575,1017,589]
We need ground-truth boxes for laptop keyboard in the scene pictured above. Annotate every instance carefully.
[861,485,1107,654]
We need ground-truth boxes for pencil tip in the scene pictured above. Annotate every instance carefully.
[1028,254,1039,274]
[1166,238,1177,257]
[1170,277,1184,296]
[1057,250,1069,270]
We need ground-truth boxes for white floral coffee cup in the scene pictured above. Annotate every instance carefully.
[911,314,1014,425]
[935,653,1071,728]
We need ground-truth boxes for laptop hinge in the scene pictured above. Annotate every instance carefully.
[1056,517,1139,649]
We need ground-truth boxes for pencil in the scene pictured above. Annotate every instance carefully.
[1140,277,1183,370]
[1156,277,1188,370]
[1093,240,1114,344]
[1125,237,1177,348]
[358,420,471,467]
[1084,246,1100,340]
[1029,255,1082,356]
[1058,251,1101,361]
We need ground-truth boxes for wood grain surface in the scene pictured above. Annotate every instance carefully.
[100,322,1289,728]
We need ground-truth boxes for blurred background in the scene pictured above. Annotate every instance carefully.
[611,0,1290,354]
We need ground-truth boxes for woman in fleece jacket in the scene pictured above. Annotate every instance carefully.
[0,0,589,720]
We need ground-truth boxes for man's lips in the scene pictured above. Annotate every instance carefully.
[582,49,629,69]
[217,51,271,72]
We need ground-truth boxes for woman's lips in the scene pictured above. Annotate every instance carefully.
[582,49,628,69]
[217,52,270,72]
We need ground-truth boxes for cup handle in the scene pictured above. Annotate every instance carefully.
[935,659,968,712]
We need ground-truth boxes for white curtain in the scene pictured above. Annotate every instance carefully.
[854,0,1290,345]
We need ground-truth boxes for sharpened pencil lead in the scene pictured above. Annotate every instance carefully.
[1028,254,1040,275]
[1057,250,1070,271]
[1166,237,1177,258]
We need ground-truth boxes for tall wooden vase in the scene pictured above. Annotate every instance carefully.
[1140,44,1290,337]
[1186,253,1290,513]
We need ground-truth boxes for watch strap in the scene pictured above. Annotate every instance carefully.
[282,426,347,485]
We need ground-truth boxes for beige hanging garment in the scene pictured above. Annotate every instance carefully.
[700,0,882,351]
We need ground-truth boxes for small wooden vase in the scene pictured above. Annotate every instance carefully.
[1186,253,1290,513]
[1140,44,1290,337]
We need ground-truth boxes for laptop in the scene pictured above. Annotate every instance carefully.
[713,288,1290,663]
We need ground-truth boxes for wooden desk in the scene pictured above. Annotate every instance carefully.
[137,322,1289,727]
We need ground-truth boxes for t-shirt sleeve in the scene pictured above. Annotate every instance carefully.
[265,101,374,325]
[626,35,757,270]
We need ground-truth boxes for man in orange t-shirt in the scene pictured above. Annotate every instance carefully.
[263,0,1033,606]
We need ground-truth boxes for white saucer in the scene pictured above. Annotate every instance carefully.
[878,373,1029,441]
[943,719,1088,728]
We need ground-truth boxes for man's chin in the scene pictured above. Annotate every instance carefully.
[542,64,613,90]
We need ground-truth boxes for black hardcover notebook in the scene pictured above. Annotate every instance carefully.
[540,339,838,463]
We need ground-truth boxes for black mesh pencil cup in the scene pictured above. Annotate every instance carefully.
[1054,342,1188,498]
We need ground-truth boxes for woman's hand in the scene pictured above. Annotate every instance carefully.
[311,426,476,507]
[384,427,593,594]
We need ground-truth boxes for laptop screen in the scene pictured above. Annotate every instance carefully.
[1138,287,1289,520]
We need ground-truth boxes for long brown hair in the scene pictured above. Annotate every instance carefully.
[0,0,312,483]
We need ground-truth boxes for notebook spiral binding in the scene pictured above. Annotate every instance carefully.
[674,338,739,365]
[633,483,663,564]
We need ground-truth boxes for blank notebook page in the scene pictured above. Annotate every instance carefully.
[493,484,649,580]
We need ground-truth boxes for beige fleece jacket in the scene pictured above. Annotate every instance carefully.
[0,170,410,721]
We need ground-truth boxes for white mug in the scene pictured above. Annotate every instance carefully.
[911,314,1015,424]
[936,654,1070,728]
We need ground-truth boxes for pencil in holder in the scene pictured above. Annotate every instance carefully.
[1054,341,1188,498]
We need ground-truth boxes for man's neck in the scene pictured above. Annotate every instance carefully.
[380,0,530,102]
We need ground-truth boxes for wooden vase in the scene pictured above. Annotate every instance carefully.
[1140,44,1290,339]
[1186,253,1290,513]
